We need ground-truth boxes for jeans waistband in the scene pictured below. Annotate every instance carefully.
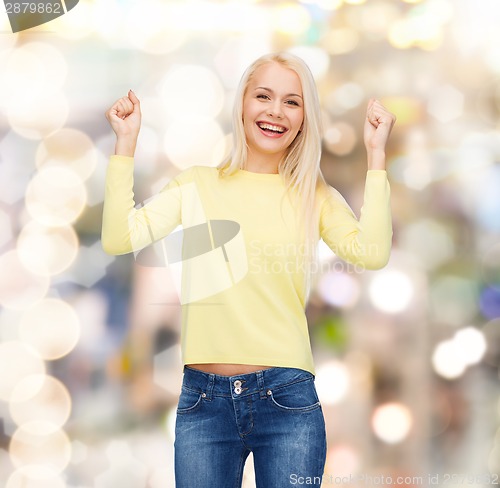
[182,365,314,400]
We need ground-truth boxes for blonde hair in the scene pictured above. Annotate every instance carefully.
[217,52,327,298]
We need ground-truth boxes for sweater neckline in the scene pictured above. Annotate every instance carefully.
[235,168,282,181]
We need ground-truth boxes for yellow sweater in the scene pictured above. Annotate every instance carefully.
[102,155,392,374]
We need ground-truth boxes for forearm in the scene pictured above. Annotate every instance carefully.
[115,136,137,158]
[351,170,392,268]
[101,156,137,255]
[367,149,386,171]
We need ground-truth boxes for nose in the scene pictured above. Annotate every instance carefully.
[267,101,283,119]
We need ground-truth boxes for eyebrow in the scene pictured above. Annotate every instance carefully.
[255,87,303,99]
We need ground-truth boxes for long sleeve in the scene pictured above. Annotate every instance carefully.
[319,170,392,269]
[101,155,184,255]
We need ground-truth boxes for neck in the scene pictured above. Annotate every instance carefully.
[245,150,282,174]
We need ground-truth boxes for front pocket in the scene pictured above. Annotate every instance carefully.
[176,387,203,414]
[268,379,321,412]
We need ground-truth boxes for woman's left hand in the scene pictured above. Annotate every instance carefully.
[363,99,396,168]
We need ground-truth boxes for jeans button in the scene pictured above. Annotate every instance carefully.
[234,387,242,395]
[234,380,242,388]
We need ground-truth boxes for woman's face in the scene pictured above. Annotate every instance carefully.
[242,62,304,164]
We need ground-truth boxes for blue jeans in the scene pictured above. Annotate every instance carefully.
[174,365,327,487]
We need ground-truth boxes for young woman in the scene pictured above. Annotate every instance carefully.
[102,52,395,487]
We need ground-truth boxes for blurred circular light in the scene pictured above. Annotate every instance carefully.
[372,403,412,444]
[20,43,67,92]
[6,466,66,488]
[25,167,87,227]
[8,93,69,140]
[0,342,45,401]
[324,122,357,156]
[389,146,454,191]
[0,251,49,310]
[388,6,445,51]
[325,445,360,478]
[387,19,414,49]
[321,28,359,55]
[479,286,500,320]
[0,43,66,112]
[358,2,399,38]
[454,327,487,365]
[103,441,148,478]
[318,272,360,308]
[275,3,311,35]
[432,340,466,379]
[376,97,423,127]
[430,276,478,325]
[159,65,224,119]
[315,360,350,405]
[326,83,364,114]
[0,46,42,109]
[10,375,71,433]
[399,219,455,270]
[19,298,80,360]
[125,1,187,54]
[17,221,79,277]
[215,38,273,89]
[369,270,413,313]
[163,117,225,169]
[427,84,464,123]
[36,129,98,181]
[9,423,71,474]
[455,132,499,177]
[288,46,330,81]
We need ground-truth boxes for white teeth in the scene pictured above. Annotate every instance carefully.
[258,122,285,133]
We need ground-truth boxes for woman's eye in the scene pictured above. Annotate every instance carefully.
[257,94,270,100]
[286,100,299,106]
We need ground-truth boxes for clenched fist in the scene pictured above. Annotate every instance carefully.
[105,89,142,157]
[363,98,396,170]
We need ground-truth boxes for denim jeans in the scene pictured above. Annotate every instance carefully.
[174,365,327,487]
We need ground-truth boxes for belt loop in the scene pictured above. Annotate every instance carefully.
[256,370,266,399]
[205,373,215,400]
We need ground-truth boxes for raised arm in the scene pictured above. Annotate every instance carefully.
[319,173,392,269]
[319,99,396,269]
[101,91,184,255]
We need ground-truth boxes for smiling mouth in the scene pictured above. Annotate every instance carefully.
[256,122,288,134]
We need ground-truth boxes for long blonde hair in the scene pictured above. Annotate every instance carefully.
[217,52,327,298]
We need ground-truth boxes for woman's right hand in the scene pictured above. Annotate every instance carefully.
[105,90,141,156]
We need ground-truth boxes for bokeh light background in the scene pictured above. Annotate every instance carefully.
[1,0,500,486]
